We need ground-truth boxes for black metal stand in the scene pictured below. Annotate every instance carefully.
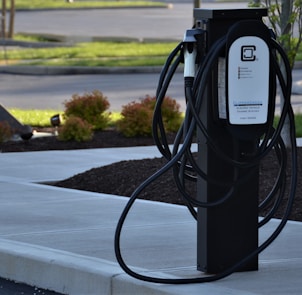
[194,8,267,274]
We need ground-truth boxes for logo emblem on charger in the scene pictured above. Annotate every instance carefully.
[241,45,256,61]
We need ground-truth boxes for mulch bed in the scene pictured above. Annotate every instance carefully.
[1,129,301,222]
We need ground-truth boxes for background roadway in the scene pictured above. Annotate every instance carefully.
[0,71,301,113]
[13,1,247,41]
[0,1,266,113]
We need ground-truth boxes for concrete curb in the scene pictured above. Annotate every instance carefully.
[0,237,194,295]
[0,62,300,76]
[0,34,179,46]
[0,238,133,295]
[0,65,170,75]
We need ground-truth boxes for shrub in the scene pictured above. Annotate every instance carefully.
[63,90,110,130]
[148,95,183,132]
[117,101,153,137]
[117,95,182,137]
[0,121,13,143]
[58,116,93,142]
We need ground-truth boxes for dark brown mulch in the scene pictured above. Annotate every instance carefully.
[0,129,176,152]
[1,129,301,222]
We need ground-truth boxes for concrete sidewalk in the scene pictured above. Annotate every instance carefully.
[0,144,301,294]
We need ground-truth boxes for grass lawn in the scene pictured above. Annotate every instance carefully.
[5,34,300,67]
[13,0,166,10]
[2,39,179,67]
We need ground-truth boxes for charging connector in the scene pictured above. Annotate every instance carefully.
[183,29,204,79]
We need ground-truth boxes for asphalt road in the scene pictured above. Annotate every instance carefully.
[13,2,248,41]
[0,72,187,112]
[12,1,299,42]
[0,277,63,295]
[0,69,302,113]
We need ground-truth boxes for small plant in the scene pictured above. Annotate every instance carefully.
[117,95,182,137]
[63,90,110,130]
[58,116,93,142]
[118,101,153,137]
[0,121,13,143]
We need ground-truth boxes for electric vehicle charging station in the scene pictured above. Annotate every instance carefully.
[115,8,297,284]
[194,8,270,274]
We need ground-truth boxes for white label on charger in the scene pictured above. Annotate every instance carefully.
[228,36,269,125]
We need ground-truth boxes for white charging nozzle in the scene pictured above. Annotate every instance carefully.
[183,29,201,78]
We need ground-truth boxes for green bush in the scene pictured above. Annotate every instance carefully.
[117,101,153,137]
[58,116,93,142]
[0,121,13,143]
[63,90,110,130]
[117,95,182,137]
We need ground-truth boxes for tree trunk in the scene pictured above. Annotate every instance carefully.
[280,0,293,147]
[8,0,14,38]
[1,0,6,38]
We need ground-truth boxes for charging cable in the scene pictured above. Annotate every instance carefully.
[114,24,297,284]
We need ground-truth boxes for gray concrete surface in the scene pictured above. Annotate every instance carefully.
[0,144,301,294]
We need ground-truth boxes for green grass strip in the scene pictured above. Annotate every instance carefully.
[9,109,62,127]
[2,41,179,67]
[14,0,165,10]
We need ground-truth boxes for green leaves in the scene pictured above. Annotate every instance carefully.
[263,0,302,68]
[117,96,182,137]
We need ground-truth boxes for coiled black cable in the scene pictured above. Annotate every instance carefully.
[114,28,297,284]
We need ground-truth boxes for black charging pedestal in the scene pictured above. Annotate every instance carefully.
[194,8,268,274]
